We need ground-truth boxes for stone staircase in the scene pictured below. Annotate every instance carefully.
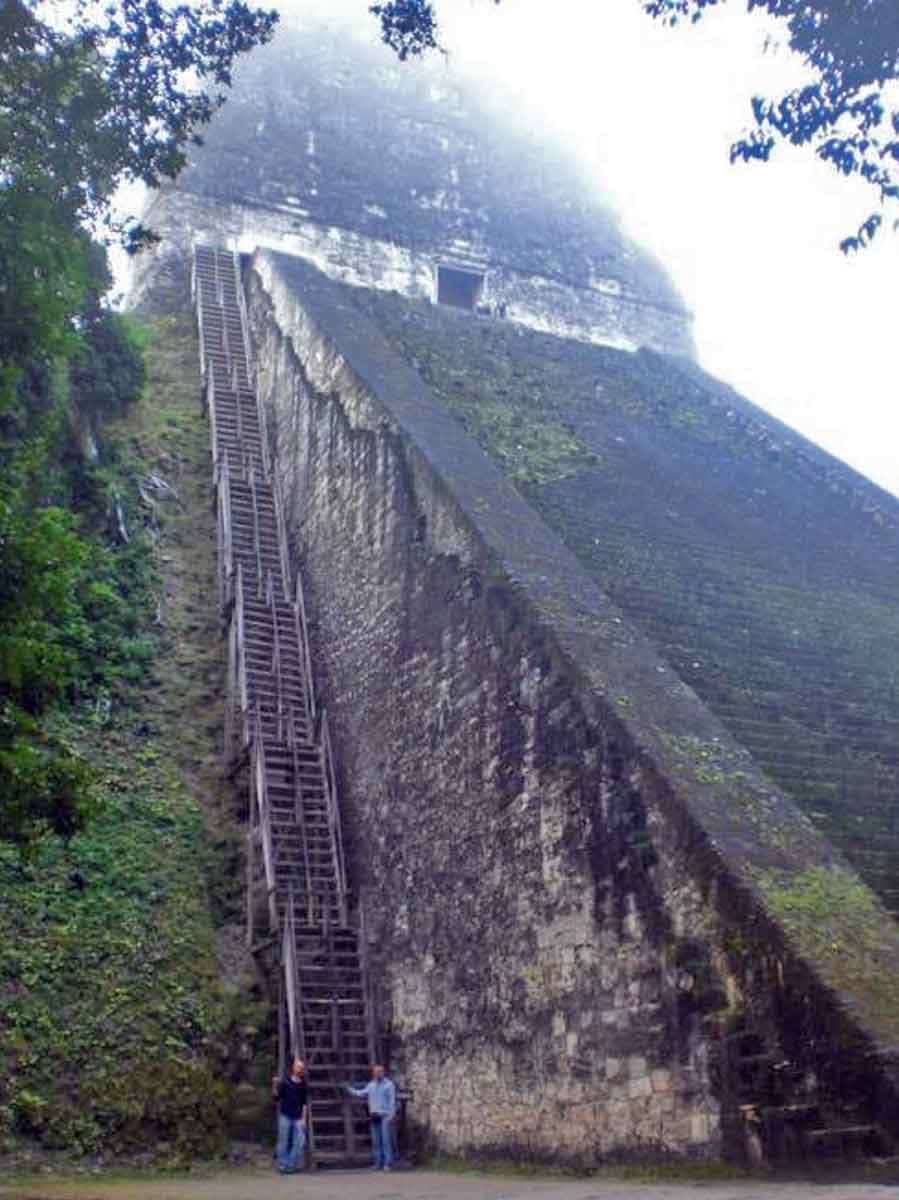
[192,244,376,1165]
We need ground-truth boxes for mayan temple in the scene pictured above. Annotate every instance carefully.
[132,10,899,1168]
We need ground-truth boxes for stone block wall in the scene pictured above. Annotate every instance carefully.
[243,249,899,1164]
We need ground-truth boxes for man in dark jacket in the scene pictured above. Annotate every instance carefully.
[272,1057,309,1173]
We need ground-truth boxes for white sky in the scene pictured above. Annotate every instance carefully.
[428,0,899,496]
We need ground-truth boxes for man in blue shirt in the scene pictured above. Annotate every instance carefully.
[345,1063,397,1170]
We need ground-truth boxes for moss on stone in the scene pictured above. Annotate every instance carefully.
[750,863,899,1033]
[340,284,899,921]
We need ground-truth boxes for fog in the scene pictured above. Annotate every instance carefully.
[132,0,899,495]
[430,0,899,498]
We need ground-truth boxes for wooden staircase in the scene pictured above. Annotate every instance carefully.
[724,1022,896,1166]
[192,244,375,1166]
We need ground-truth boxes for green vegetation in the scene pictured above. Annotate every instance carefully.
[0,714,228,1157]
[749,862,899,1039]
[0,0,274,851]
[2,0,279,1131]
[0,313,267,1162]
[0,259,154,853]
[353,283,899,918]
[755,863,884,957]
[351,292,596,484]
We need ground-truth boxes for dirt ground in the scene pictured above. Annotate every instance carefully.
[2,1165,897,1200]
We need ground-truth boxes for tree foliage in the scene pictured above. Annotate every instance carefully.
[1,0,277,389]
[370,0,899,251]
[0,1,276,851]
[1,0,279,245]
[0,297,154,854]
[369,0,441,59]
[646,0,899,251]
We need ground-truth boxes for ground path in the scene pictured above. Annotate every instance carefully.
[2,1166,896,1200]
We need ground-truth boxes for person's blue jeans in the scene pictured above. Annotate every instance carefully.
[276,1111,306,1172]
[371,1116,394,1168]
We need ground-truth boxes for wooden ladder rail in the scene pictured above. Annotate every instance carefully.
[231,249,271,477]
[193,245,377,1168]
[267,570,285,720]
[216,450,234,611]
[248,735,278,942]
[233,562,250,756]
[287,706,315,924]
[294,567,317,723]
[248,466,265,599]
[320,710,348,927]
[192,253,207,380]
[282,885,306,1057]
[273,469,292,602]
[234,372,244,449]
[232,249,256,385]
[203,349,214,435]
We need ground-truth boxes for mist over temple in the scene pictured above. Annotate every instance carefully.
[132,17,692,357]
[135,11,899,1170]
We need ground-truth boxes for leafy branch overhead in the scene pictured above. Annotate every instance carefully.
[0,0,279,248]
[647,0,899,251]
[371,0,899,251]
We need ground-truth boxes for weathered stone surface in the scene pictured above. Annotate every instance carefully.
[336,283,899,924]
[129,18,692,358]
[240,248,899,1164]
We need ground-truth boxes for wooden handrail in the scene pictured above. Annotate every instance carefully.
[268,571,286,724]
[358,902,377,1063]
[254,738,279,932]
[320,709,348,926]
[248,468,264,598]
[294,570,316,723]
[246,825,255,947]
[192,250,206,382]
[234,562,250,751]
[204,353,214,417]
[218,451,234,608]
[287,705,314,921]
[221,293,231,364]
[232,249,255,380]
[257,390,270,477]
[272,469,291,601]
[283,886,302,1056]
[206,359,218,463]
[284,889,311,1069]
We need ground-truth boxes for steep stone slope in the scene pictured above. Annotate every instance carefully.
[243,249,899,1165]
[344,287,899,920]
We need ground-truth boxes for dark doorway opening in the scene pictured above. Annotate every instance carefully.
[437,265,485,311]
